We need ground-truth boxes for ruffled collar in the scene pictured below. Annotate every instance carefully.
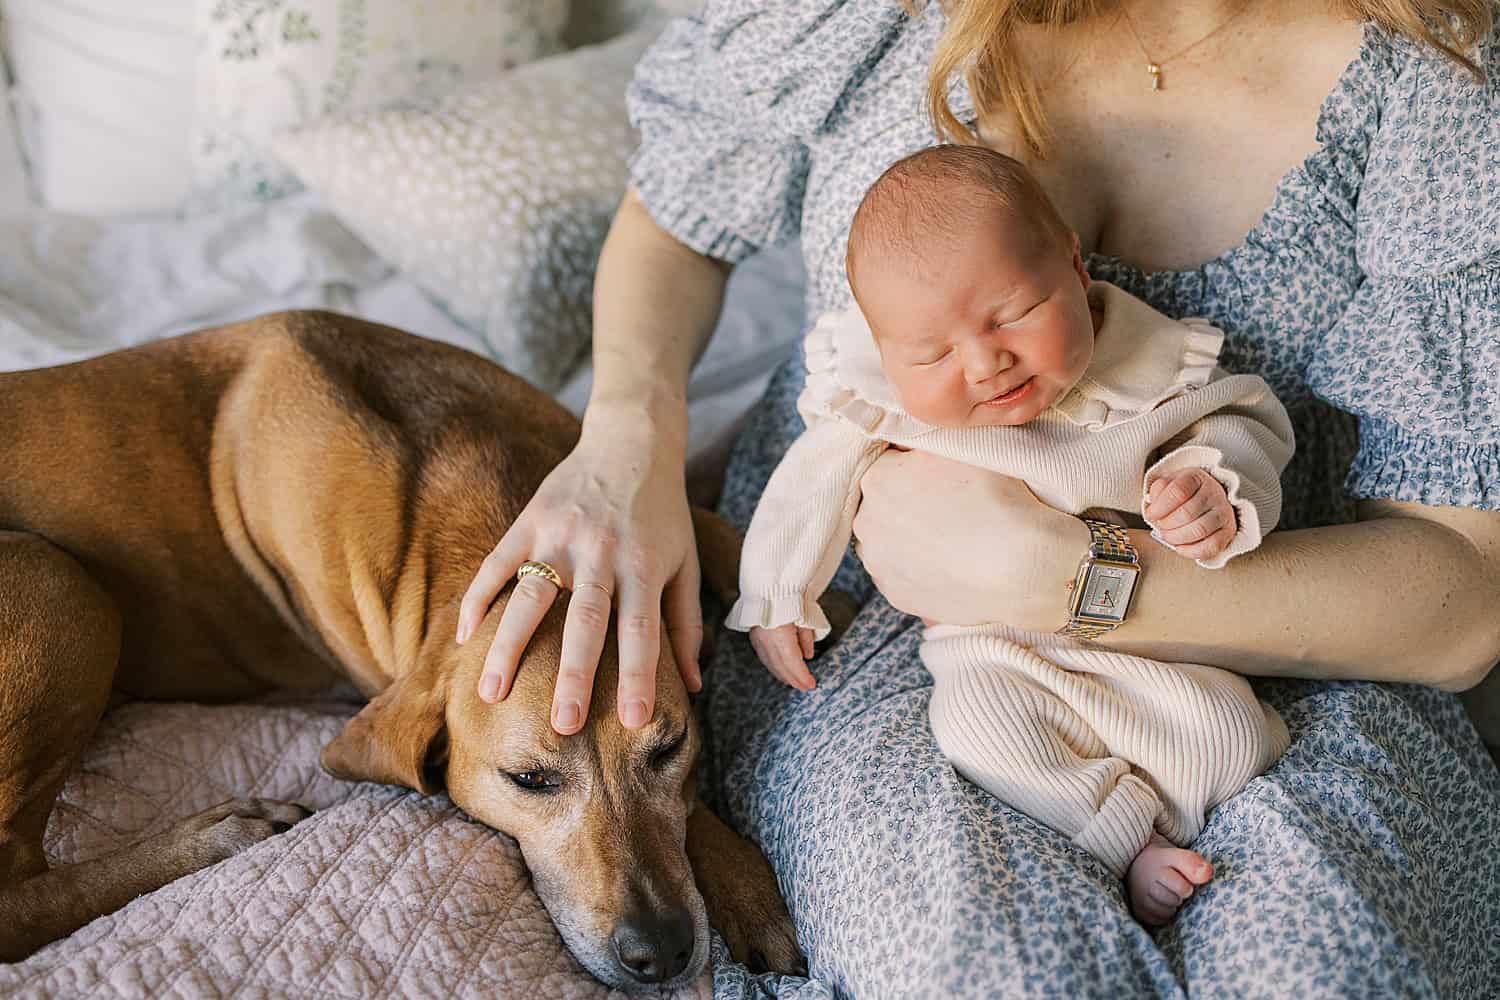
[1050,281,1224,429]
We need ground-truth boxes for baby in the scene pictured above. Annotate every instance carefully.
[727,145,1294,925]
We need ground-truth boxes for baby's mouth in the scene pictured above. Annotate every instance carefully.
[980,376,1035,408]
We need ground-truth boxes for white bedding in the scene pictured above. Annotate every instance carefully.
[0,192,806,469]
[0,196,809,998]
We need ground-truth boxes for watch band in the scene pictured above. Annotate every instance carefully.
[1082,519,1137,565]
[1058,518,1139,640]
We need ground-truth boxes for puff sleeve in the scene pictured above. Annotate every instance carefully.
[626,0,914,262]
[1305,28,1500,509]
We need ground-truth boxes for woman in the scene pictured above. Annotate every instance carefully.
[459,0,1500,994]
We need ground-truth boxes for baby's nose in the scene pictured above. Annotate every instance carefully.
[965,346,1016,384]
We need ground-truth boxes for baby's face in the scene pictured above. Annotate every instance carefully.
[856,214,1095,429]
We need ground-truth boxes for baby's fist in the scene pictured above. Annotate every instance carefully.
[1145,468,1236,561]
[749,623,817,691]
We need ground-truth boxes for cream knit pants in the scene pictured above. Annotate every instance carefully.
[921,623,1290,877]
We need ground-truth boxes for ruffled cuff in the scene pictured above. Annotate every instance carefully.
[1346,418,1500,510]
[1142,445,1273,569]
[725,591,832,640]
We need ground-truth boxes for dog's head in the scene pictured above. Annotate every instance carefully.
[319,510,743,990]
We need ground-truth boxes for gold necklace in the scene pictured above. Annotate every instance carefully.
[1118,3,1249,92]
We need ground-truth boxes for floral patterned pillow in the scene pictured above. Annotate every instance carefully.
[193,0,568,205]
[272,28,659,391]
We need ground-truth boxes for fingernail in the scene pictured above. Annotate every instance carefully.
[687,663,703,693]
[456,621,471,645]
[621,699,650,728]
[479,675,499,702]
[555,701,581,731]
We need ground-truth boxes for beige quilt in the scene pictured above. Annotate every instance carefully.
[3,698,712,999]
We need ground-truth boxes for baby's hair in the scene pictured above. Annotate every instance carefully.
[846,144,1072,288]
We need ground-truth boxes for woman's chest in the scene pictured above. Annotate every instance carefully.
[991,19,1366,273]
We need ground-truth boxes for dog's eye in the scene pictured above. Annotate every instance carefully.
[649,732,687,769]
[506,769,561,793]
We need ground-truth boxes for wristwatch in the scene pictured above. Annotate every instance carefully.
[1059,518,1140,640]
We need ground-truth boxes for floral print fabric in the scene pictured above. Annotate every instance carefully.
[629,2,1500,997]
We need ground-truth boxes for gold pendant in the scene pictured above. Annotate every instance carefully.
[1147,63,1162,91]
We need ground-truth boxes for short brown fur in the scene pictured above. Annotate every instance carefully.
[0,312,800,986]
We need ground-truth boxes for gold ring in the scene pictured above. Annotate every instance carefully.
[574,580,613,599]
[516,560,564,589]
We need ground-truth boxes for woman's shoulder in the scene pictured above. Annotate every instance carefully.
[1337,18,1500,276]
[634,0,932,137]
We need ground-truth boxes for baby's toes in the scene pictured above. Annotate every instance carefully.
[1168,849,1214,886]
[1151,867,1195,905]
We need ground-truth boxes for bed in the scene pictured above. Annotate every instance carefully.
[0,192,820,999]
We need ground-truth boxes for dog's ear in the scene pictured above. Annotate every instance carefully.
[321,667,449,795]
[690,506,741,607]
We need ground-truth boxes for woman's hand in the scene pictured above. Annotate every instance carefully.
[456,415,702,735]
[853,450,1089,630]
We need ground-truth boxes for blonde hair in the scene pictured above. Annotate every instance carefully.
[907,0,1493,154]
[846,144,1072,288]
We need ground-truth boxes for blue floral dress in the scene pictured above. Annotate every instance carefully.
[628,3,1500,997]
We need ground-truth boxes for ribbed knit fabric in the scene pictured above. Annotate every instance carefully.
[921,623,1291,876]
[724,282,1298,873]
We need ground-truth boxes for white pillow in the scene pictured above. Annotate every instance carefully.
[194,0,568,205]
[273,28,658,391]
[2,0,197,215]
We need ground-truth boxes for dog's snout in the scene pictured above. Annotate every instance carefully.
[610,909,695,984]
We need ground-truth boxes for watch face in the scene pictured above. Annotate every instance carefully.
[1080,563,1137,623]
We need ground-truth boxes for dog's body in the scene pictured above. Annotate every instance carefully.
[0,311,800,987]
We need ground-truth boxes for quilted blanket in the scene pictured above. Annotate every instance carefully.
[4,698,818,999]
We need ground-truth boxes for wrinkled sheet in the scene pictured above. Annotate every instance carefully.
[0,197,827,998]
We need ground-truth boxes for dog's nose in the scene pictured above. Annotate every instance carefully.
[610,908,695,984]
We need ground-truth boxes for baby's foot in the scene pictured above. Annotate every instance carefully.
[1125,833,1214,926]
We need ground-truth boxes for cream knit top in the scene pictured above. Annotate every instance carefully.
[727,282,1296,638]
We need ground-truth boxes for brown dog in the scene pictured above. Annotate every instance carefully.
[0,311,802,988]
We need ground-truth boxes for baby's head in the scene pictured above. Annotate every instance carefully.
[846,145,1095,428]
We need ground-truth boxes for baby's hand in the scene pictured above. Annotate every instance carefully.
[1144,468,1236,561]
[749,624,817,691]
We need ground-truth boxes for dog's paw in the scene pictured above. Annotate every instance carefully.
[716,884,806,978]
[165,798,313,870]
[687,807,807,977]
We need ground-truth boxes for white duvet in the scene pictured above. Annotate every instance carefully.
[0,195,807,998]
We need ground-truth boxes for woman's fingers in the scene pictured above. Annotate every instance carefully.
[458,528,530,644]
[555,568,614,732]
[478,572,559,703]
[613,571,664,729]
[662,558,704,693]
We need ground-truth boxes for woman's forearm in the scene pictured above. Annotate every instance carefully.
[585,189,732,458]
[1092,501,1500,691]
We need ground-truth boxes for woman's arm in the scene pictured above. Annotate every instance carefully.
[853,451,1500,691]
[1112,498,1500,691]
[459,189,732,734]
